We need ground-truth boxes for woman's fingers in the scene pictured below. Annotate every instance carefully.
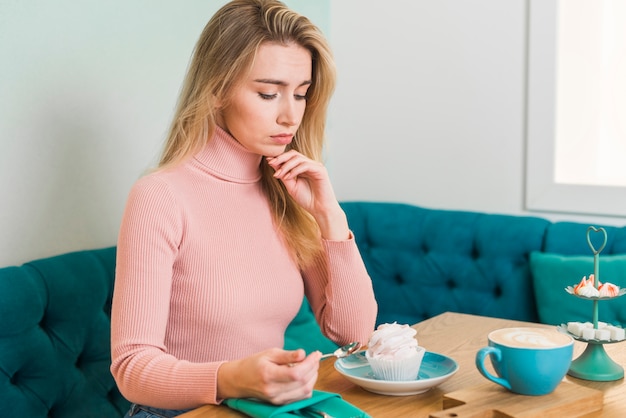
[274,351,321,403]
[266,151,347,239]
[268,151,326,179]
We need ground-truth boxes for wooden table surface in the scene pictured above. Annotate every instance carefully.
[179,312,626,418]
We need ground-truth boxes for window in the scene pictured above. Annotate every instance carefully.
[526,0,626,217]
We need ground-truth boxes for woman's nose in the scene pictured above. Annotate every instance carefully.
[277,98,301,127]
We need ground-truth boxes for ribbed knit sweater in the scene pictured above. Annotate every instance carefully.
[110,127,377,409]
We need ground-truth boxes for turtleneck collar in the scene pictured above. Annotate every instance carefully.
[193,126,263,184]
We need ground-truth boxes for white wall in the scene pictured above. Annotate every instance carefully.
[1,0,624,267]
[329,0,528,213]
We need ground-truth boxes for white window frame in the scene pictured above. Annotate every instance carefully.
[525,0,626,218]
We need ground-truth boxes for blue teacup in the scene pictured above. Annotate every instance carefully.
[475,327,574,396]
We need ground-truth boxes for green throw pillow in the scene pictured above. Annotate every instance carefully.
[530,252,626,327]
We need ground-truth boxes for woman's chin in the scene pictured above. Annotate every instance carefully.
[263,147,288,158]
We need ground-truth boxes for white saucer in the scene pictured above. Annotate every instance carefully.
[334,350,458,396]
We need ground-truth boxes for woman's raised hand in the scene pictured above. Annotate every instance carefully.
[267,151,349,240]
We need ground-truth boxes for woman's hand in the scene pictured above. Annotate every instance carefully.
[266,151,349,240]
[217,348,322,404]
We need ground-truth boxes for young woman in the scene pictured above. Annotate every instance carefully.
[110,1,378,416]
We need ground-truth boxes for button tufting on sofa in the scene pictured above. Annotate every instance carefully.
[339,201,626,329]
[0,247,130,418]
[493,285,502,297]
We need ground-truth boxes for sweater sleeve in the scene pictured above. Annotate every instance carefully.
[302,233,378,347]
[110,177,224,409]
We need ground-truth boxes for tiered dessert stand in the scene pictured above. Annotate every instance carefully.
[561,226,625,381]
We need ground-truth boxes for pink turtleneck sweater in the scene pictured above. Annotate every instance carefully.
[110,128,377,409]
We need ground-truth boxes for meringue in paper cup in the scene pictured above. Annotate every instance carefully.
[366,345,426,381]
[365,322,426,381]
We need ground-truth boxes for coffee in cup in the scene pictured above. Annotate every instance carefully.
[475,327,574,396]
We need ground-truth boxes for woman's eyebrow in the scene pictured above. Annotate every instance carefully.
[253,78,312,87]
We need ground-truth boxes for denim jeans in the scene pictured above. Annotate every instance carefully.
[125,403,191,418]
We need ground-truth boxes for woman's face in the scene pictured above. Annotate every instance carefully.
[217,42,312,157]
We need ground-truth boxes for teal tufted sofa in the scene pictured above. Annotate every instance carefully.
[2,201,626,417]
[341,202,550,325]
[340,202,626,327]
[0,247,127,417]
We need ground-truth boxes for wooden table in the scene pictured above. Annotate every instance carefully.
[179,312,626,418]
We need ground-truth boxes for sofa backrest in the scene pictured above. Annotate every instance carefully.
[0,247,129,418]
[544,221,626,255]
[341,201,551,326]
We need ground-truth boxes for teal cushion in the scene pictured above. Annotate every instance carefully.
[283,298,338,354]
[530,252,626,327]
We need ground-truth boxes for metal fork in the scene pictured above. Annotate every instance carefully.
[304,408,335,418]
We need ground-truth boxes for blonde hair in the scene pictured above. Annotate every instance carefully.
[159,0,336,269]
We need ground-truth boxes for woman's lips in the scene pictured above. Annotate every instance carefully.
[271,134,293,145]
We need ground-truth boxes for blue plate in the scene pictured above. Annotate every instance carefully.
[334,350,459,396]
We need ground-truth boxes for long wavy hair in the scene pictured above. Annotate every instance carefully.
[158,0,336,269]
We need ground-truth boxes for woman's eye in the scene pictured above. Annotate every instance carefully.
[294,94,307,101]
[259,93,277,100]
